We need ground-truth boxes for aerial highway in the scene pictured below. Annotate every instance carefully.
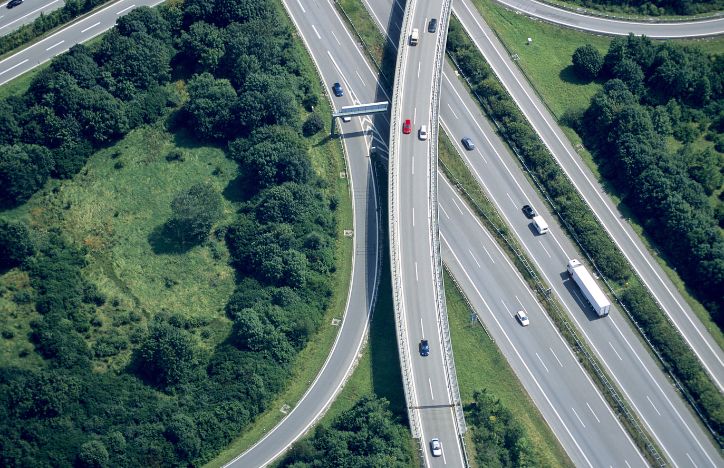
[365,0,722,465]
[492,0,724,37]
[222,1,384,466]
[281,2,655,466]
[389,0,468,464]
[453,0,724,394]
[0,0,64,37]
[439,176,647,468]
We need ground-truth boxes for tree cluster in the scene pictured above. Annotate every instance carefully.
[0,6,179,207]
[562,0,723,16]
[1,0,338,466]
[279,395,413,467]
[578,35,723,325]
[467,389,539,467]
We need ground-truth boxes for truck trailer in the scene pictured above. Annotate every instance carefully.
[567,259,610,317]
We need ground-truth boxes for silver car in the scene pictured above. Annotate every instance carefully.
[430,438,442,457]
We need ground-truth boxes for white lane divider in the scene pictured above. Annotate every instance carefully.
[468,249,480,268]
[572,407,586,428]
[45,40,64,51]
[439,204,450,219]
[80,21,100,33]
[116,3,136,14]
[311,24,321,39]
[296,0,305,13]
[0,58,28,75]
[536,352,549,373]
[330,30,340,46]
[608,341,623,361]
[586,402,601,423]
[481,244,495,264]
[549,347,563,367]
[646,395,662,416]
[447,102,458,119]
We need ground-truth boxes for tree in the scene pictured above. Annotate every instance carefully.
[613,58,645,96]
[302,113,324,137]
[183,72,237,140]
[165,413,201,459]
[135,322,201,390]
[168,183,223,245]
[0,220,34,269]
[179,21,226,73]
[228,126,311,191]
[0,144,54,206]
[78,440,109,468]
[572,44,603,81]
[115,6,173,46]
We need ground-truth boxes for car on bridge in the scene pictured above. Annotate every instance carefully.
[419,339,430,356]
[6,0,22,7]
[430,438,442,457]
[403,119,411,134]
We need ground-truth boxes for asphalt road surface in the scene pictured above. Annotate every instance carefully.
[0,0,64,37]
[390,0,467,465]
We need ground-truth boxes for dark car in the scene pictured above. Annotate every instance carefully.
[522,204,536,219]
[6,0,22,8]
[428,18,438,33]
[419,339,430,356]
[332,82,343,97]
[461,137,475,151]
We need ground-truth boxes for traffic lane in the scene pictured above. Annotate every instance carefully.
[454,0,724,391]
[493,0,724,38]
[0,0,64,37]
[439,178,646,468]
[438,72,721,466]
[0,0,162,86]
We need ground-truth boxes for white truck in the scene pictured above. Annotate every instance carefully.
[567,259,610,317]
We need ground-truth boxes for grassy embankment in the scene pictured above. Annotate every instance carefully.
[0,19,354,468]
[467,0,724,348]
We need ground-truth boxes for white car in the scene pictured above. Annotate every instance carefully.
[419,125,428,140]
[516,310,530,326]
[430,438,442,457]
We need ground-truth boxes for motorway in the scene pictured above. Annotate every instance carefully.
[278,1,650,466]
[366,0,722,465]
[492,0,724,38]
[0,0,64,37]
[451,0,724,395]
[440,176,646,467]
[0,0,720,466]
[390,0,468,465]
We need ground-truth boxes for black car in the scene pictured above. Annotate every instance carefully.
[419,339,430,356]
[428,18,438,33]
[522,204,536,218]
[332,82,344,97]
[7,0,23,8]
[461,137,475,151]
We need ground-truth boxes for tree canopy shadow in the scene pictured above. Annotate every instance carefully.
[148,222,198,255]
[559,65,591,85]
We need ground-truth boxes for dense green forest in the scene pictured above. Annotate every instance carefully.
[560,0,723,16]
[573,35,724,327]
[0,0,346,466]
[278,396,414,467]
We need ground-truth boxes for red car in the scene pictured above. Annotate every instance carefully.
[402,119,412,134]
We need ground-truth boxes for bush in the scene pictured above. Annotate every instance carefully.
[168,183,223,245]
[302,113,324,137]
[0,220,34,270]
[572,44,603,81]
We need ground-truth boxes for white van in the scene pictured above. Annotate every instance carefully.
[410,28,419,46]
[532,215,549,235]
[418,125,428,140]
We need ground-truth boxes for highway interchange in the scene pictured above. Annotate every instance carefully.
[0,0,722,467]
